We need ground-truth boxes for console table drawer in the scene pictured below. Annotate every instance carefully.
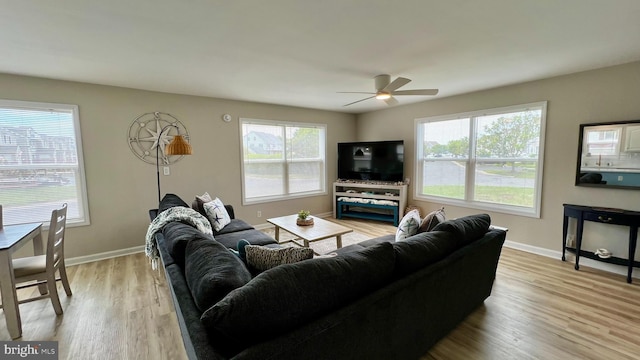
[583,211,637,225]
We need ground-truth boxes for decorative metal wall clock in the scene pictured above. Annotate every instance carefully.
[128,111,190,165]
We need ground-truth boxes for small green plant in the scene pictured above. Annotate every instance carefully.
[298,210,311,219]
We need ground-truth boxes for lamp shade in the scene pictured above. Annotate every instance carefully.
[165,135,192,155]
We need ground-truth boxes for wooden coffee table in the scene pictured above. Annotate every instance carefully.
[266,214,353,251]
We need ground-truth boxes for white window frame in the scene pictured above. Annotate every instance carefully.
[239,118,327,205]
[414,101,547,218]
[0,99,90,227]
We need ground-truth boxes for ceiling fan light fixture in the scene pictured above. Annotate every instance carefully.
[376,92,391,100]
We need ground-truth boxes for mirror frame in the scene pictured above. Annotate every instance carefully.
[576,119,640,190]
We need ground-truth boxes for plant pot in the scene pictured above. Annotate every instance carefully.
[296,217,314,226]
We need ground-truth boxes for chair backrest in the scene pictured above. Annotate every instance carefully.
[47,204,68,269]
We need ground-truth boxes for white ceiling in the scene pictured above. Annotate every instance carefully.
[2,1,640,114]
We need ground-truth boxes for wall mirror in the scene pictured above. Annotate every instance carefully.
[576,119,640,189]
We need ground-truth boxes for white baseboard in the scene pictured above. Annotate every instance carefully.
[66,245,144,266]
[504,239,639,280]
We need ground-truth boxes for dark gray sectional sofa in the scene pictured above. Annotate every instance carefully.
[149,194,507,360]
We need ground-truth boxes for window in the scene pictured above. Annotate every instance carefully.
[583,126,621,156]
[0,99,90,226]
[240,118,326,204]
[415,102,547,217]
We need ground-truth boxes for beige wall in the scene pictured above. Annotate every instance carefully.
[356,61,640,257]
[0,73,356,259]
[3,60,640,261]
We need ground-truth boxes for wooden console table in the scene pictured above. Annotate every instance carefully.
[562,204,640,283]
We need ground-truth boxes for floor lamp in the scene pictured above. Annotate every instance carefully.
[156,125,192,204]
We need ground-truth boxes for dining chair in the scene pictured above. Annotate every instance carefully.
[9,203,72,314]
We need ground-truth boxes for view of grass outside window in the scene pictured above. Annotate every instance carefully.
[240,118,326,204]
[415,102,547,217]
[0,99,89,226]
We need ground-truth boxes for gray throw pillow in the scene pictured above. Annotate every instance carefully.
[418,207,446,233]
[432,213,491,246]
[184,239,252,312]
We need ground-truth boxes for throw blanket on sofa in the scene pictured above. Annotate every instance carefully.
[145,207,213,270]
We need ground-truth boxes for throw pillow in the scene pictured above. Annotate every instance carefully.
[395,209,421,241]
[204,198,231,231]
[432,213,491,246]
[192,192,213,216]
[418,206,446,233]
[245,245,314,272]
[184,238,252,312]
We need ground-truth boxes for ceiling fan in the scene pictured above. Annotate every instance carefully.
[339,74,439,107]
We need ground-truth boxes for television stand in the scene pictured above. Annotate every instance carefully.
[333,181,408,226]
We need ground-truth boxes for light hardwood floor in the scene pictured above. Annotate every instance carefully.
[1,218,639,359]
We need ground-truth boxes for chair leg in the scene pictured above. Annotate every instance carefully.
[37,282,48,296]
[46,272,63,315]
[59,266,72,296]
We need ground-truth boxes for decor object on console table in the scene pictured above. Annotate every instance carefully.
[562,203,640,283]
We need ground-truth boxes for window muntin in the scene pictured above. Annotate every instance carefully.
[416,102,546,217]
[240,119,326,204]
[0,99,90,226]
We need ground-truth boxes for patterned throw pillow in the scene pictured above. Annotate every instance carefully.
[204,197,231,231]
[418,206,446,233]
[245,246,314,272]
[395,209,421,241]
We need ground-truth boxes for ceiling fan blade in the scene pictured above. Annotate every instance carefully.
[336,91,376,94]
[392,89,439,96]
[384,96,399,106]
[343,95,376,107]
[383,77,411,92]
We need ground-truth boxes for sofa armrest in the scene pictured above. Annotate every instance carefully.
[151,206,235,220]
[225,205,236,219]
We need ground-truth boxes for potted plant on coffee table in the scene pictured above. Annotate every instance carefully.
[296,210,314,226]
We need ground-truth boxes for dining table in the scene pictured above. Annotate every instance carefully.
[0,222,44,339]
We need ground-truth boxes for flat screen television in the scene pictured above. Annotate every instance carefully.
[337,140,404,182]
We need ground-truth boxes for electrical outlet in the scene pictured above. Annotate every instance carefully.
[257,210,262,218]
[618,175,624,181]
[163,166,170,176]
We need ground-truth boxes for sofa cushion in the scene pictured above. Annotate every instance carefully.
[245,245,314,272]
[418,207,446,233]
[203,198,231,231]
[396,209,421,241]
[393,230,458,276]
[200,242,396,353]
[162,222,214,268]
[432,214,491,246]
[214,219,254,236]
[158,193,189,214]
[213,229,278,249]
[184,238,252,312]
